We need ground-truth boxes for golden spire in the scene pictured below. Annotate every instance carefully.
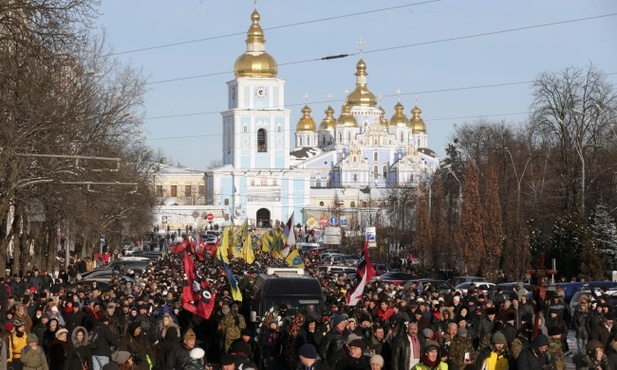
[410,97,427,134]
[233,8,278,78]
[319,104,337,130]
[379,105,389,127]
[296,103,317,132]
[346,38,377,107]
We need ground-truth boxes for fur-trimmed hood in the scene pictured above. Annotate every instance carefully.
[71,326,89,347]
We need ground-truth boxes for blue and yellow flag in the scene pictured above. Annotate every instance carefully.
[216,227,230,264]
[261,230,273,252]
[220,258,243,302]
[242,232,255,264]
[285,249,305,268]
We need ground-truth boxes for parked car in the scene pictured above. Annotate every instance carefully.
[455,282,496,295]
[370,271,416,286]
[372,263,387,276]
[490,282,533,300]
[414,279,456,295]
[452,276,487,286]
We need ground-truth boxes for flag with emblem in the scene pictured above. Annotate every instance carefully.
[182,251,215,319]
[346,240,375,306]
[261,230,273,252]
[285,249,304,268]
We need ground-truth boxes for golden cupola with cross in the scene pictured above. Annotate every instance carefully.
[234,9,278,78]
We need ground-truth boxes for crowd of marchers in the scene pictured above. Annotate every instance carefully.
[1,247,617,370]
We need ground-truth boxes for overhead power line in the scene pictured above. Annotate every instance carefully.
[145,12,617,86]
[111,1,442,55]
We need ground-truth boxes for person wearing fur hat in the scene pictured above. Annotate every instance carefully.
[65,326,93,370]
[475,332,510,370]
[334,338,370,370]
[412,340,447,370]
[48,328,69,370]
[575,340,610,370]
[167,328,198,370]
[20,333,48,370]
[119,321,154,370]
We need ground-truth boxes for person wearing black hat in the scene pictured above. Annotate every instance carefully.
[298,343,326,370]
[320,315,348,368]
[475,332,509,370]
[230,341,258,370]
[119,321,154,370]
[547,326,566,370]
[334,338,370,370]
[221,353,236,370]
[412,340,447,370]
[593,312,617,348]
[516,334,555,370]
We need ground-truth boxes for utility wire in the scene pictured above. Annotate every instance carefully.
[145,12,617,86]
[111,1,442,56]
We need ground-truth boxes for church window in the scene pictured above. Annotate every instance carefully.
[347,132,351,142]
[374,165,379,179]
[400,132,403,142]
[362,201,368,207]
[319,201,324,206]
[339,133,342,142]
[373,152,378,161]
[278,125,282,133]
[257,129,267,152]
[374,138,377,145]
[224,199,229,205]
[353,156,356,163]
[261,177,267,186]
[353,174,358,182]
[383,165,387,178]
[299,137,303,146]
[322,136,326,146]
[170,185,177,197]
[243,125,247,133]
[273,178,278,185]
[316,177,321,188]
[350,201,356,208]
[418,138,421,147]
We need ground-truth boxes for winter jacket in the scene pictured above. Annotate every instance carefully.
[90,322,119,357]
[166,341,192,370]
[20,344,49,370]
[65,326,93,370]
[319,330,346,367]
[11,331,28,359]
[48,338,68,370]
[574,310,592,341]
[516,347,554,370]
[119,329,155,370]
[391,334,426,370]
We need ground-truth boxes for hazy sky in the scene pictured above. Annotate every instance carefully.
[95,0,617,170]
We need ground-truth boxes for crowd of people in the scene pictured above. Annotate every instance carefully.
[0,242,616,370]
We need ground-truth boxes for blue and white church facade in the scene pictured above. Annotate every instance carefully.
[207,8,439,228]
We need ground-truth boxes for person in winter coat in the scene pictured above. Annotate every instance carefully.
[1,321,13,370]
[517,334,555,370]
[575,340,610,370]
[411,340,448,370]
[156,325,179,370]
[475,332,510,370]
[574,300,592,356]
[15,304,33,334]
[334,338,370,370]
[48,328,69,370]
[42,318,59,354]
[391,322,425,370]
[91,313,120,370]
[167,328,198,370]
[297,344,328,370]
[182,347,206,370]
[119,321,155,370]
[11,318,29,370]
[320,315,348,368]
[65,326,93,370]
[20,334,48,370]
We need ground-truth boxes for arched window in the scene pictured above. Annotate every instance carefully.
[418,138,421,147]
[374,165,379,179]
[362,201,368,207]
[319,201,324,206]
[383,164,387,178]
[353,156,357,163]
[322,136,326,146]
[400,132,404,142]
[278,125,282,133]
[350,201,356,208]
[257,129,267,152]
[373,152,378,161]
[316,177,321,188]
[299,137,303,146]
[347,132,351,142]
[339,133,342,142]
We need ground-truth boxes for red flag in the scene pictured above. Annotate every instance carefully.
[171,239,189,254]
[346,240,375,306]
[182,251,215,319]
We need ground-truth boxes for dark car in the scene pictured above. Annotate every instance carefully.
[414,279,456,295]
[370,271,416,285]
[491,282,533,301]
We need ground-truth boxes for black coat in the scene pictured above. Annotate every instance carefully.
[319,330,346,367]
[516,348,551,370]
[65,326,93,370]
[48,338,68,370]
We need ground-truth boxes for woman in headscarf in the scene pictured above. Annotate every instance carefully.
[65,326,93,370]
[48,328,69,370]
[42,318,59,353]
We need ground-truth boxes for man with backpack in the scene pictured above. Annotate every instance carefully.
[90,313,119,370]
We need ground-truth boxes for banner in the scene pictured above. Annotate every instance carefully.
[283,212,295,257]
[346,240,375,306]
[285,249,305,269]
[182,251,215,319]
[219,257,243,302]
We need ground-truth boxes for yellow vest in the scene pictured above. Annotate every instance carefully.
[11,332,27,359]
[412,362,449,370]
[482,351,508,370]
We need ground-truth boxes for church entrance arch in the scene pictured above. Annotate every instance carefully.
[256,208,271,228]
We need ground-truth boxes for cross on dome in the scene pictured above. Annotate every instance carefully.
[357,38,365,58]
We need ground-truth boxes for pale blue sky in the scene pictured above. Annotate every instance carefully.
[96,0,617,170]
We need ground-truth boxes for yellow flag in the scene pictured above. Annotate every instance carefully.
[272,229,287,258]
[285,249,305,268]
[216,227,230,264]
[242,232,255,264]
[233,219,248,246]
[261,231,273,252]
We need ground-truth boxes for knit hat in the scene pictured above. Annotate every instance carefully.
[183,328,196,341]
[299,343,318,359]
[348,339,366,350]
[112,351,132,364]
[232,341,253,358]
[3,322,14,331]
[421,328,434,339]
[332,314,347,327]
[220,354,236,365]
[547,326,562,336]
[102,363,121,370]
[346,333,362,343]
[531,334,549,348]
[128,321,140,334]
[27,333,39,344]
[587,340,604,353]
[370,355,384,367]
[423,340,440,353]
[491,332,507,344]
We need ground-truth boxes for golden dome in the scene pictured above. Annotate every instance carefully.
[389,102,409,128]
[319,105,337,130]
[234,9,278,78]
[346,58,377,107]
[337,104,358,128]
[410,105,427,133]
[379,106,389,126]
[296,105,317,132]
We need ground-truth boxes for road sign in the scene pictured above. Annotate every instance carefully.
[319,216,328,226]
[365,227,377,248]
[329,216,339,225]
[340,216,348,227]
[306,217,317,229]
[206,213,214,221]
[324,227,341,245]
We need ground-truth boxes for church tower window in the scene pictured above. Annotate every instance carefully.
[299,137,303,146]
[383,164,387,178]
[374,165,379,179]
[353,174,358,182]
[350,201,356,208]
[373,152,378,161]
[243,125,247,133]
[257,129,267,152]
